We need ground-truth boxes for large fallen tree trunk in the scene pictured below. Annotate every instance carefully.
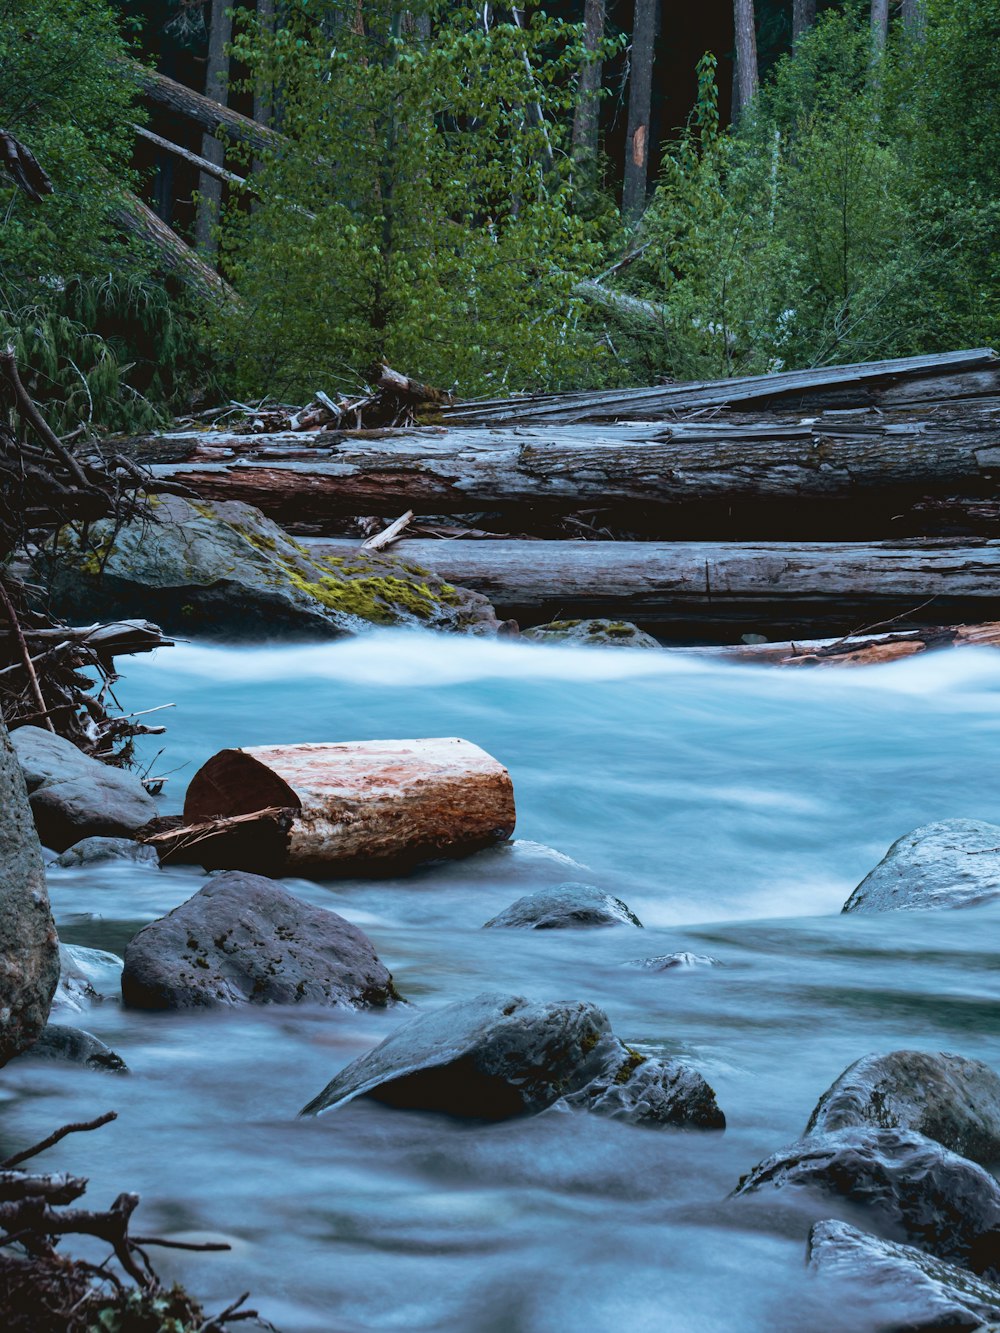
[152,738,517,874]
[114,193,238,306]
[144,407,1000,535]
[308,537,1000,631]
[697,621,1000,666]
[124,58,281,157]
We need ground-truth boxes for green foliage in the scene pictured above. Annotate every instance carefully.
[216,0,618,397]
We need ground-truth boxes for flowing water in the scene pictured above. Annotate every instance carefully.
[6,632,1000,1332]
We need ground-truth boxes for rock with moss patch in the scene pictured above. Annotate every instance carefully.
[482,884,643,929]
[523,619,660,649]
[39,493,500,638]
[121,871,399,1010]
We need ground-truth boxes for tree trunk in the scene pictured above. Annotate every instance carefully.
[253,0,276,129]
[902,0,925,39]
[871,0,889,54]
[571,0,607,167]
[732,0,758,121]
[114,194,238,305]
[792,0,816,51]
[701,622,1000,667]
[622,0,657,220]
[124,60,280,156]
[195,0,233,256]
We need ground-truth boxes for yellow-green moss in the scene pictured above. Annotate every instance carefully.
[615,1046,647,1083]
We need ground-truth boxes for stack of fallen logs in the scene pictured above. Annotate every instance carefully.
[123,346,1000,661]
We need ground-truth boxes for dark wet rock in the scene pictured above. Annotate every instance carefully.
[40,493,499,638]
[17,1024,128,1073]
[301,991,626,1119]
[121,871,398,1011]
[11,726,156,852]
[54,836,160,869]
[734,1127,1000,1273]
[52,944,123,1016]
[482,883,642,930]
[523,618,660,649]
[808,1218,1000,1331]
[843,819,1000,914]
[625,952,721,971]
[0,721,60,1065]
[563,1053,726,1129]
[807,1051,1000,1166]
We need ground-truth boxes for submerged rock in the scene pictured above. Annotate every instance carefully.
[483,884,643,930]
[843,819,1000,914]
[806,1050,1000,1166]
[17,1024,127,1073]
[563,1053,726,1129]
[52,944,124,1016]
[626,953,721,971]
[54,836,160,869]
[808,1218,1000,1331]
[0,721,60,1065]
[40,493,499,638]
[301,991,725,1130]
[734,1127,1000,1272]
[121,871,399,1011]
[11,726,156,852]
[523,619,660,649]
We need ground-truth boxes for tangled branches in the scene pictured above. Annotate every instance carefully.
[0,1112,270,1332]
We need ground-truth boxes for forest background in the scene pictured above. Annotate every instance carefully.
[1,0,997,433]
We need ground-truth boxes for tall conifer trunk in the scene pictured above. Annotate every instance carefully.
[622,0,657,221]
[196,0,232,257]
[571,0,606,168]
[792,0,815,52]
[871,0,889,54]
[732,0,758,122]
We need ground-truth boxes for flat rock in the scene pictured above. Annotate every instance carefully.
[121,871,398,1010]
[523,619,660,649]
[734,1127,1000,1273]
[54,837,160,869]
[563,1053,726,1129]
[807,1050,1000,1166]
[17,1024,127,1073]
[301,992,625,1120]
[808,1218,1000,1331]
[625,952,721,971]
[843,819,1000,913]
[11,726,156,852]
[483,883,643,930]
[0,721,59,1064]
[40,493,499,638]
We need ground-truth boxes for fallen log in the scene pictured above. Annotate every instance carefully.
[308,538,1000,631]
[124,58,281,157]
[114,193,237,306]
[144,408,1000,534]
[160,738,516,875]
[699,621,1000,666]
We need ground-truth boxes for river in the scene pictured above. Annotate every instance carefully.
[5,632,1000,1331]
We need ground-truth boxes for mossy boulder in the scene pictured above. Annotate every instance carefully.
[38,494,500,638]
[523,619,660,649]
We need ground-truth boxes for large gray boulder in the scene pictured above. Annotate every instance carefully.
[807,1051,1000,1166]
[808,1219,1000,1331]
[11,726,156,852]
[54,836,159,869]
[483,884,643,930]
[843,819,1000,913]
[734,1127,1000,1273]
[121,871,399,1010]
[523,619,660,649]
[40,494,499,638]
[0,721,59,1063]
[301,991,725,1129]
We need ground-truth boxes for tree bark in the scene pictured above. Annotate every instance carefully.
[571,0,607,167]
[732,0,758,121]
[253,0,276,129]
[114,194,238,305]
[303,537,1000,629]
[792,0,816,51]
[871,0,890,54]
[196,0,233,256]
[902,0,925,39]
[701,621,1000,666]
[124,60,280,156]
[622,0,658,220]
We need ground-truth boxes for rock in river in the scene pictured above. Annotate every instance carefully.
[301,991,725,1129]
[0,720,59,1064]
[808,1218,1000,1331]
[806,1050,1000,1166]
[483,884,643,929]
[843,818,1000,913]
[54,836,160,869]
[11,726,156,852]
[40,493,499,638]
[734,1127,1000,1273]
[16,1024,127,1073]
[523,619,660,649]
[121,871,399,1010]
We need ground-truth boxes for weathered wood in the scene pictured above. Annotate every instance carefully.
[181,738,516,875]
[124,59,281,157]
[147,409,1000,529]
[700,622,1000,666]
[308,538,1000,628]
[114,194,236,305]
[132,124,249,188]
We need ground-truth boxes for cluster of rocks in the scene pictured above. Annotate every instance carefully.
[734,1049,1000,1329]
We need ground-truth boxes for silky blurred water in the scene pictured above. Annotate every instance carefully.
[6,632,1000,1331]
